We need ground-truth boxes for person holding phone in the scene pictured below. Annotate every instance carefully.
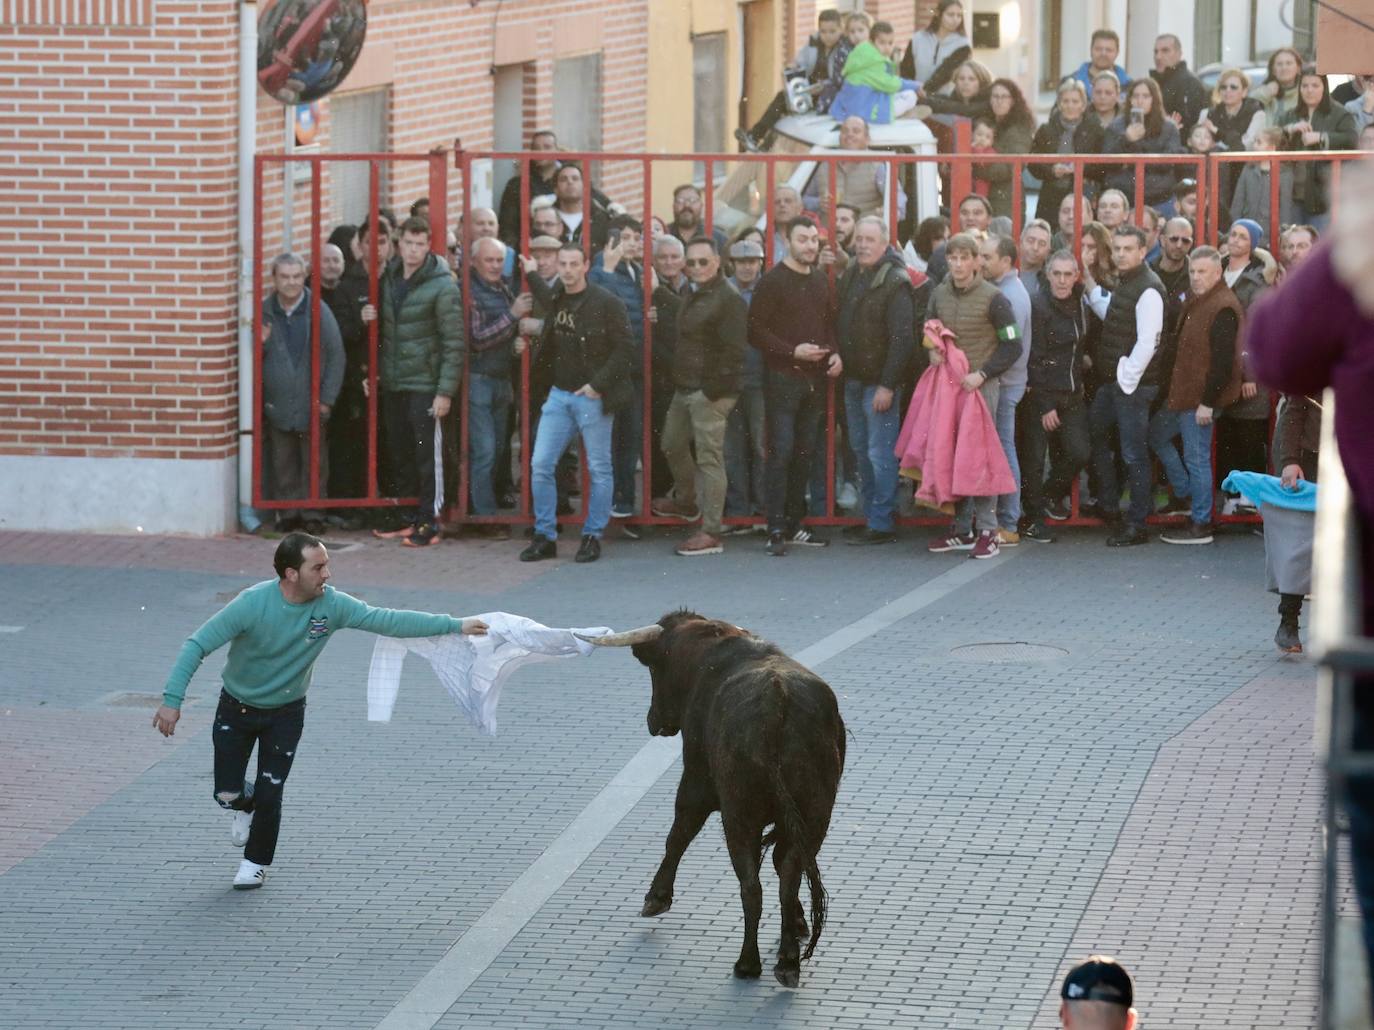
[1103,78,1185,208]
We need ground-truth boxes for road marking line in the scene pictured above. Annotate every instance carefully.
[373,552,1014,1030]
[0,625,23,633]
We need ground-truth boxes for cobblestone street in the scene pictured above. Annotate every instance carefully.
[0,526,1320,1029]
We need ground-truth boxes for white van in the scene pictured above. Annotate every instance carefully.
[709,113,942,238]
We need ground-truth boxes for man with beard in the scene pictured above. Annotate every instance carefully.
[748,218,842,556]
[667,184,727,250]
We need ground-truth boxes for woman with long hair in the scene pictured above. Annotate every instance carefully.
[1079,220,1116,289]
[924,58,993,122]
[1279,67,1358,232]
[1031,78,1106,223]
[1255,47,1304,124]
[1103,77,1184,206]
[973,78,1038,217]
[900,0,970,98]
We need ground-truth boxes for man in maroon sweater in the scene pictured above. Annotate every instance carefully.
[747,217,843,556]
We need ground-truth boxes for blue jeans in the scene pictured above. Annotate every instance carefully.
[1089,382,1159,530]
[724,385,766,517]
[531,388,613,541]
[1148,407,1190,500]
[995,382,1025,532]
[611,379,644,512]
[1175,410,1215,524]
[843,380,901,532]
[467,372,513,516]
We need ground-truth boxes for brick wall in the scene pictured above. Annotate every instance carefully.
[0,0,240,462]
[1,0,653,472]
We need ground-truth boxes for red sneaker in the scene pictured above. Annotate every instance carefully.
[970,530,1000,559]
[927,533,975,553]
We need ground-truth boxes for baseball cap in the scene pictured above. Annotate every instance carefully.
[1061,956,1133,1007]
[729,239,764,260]
[528,235,563,251]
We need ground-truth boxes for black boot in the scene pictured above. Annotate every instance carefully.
[1275,593,1303,653]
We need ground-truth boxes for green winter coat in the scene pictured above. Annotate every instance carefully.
[1279,103,1358,215]
[379,253,465,396]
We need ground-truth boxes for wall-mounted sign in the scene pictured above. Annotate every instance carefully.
[258,0,367,105]
[295,101,322,146]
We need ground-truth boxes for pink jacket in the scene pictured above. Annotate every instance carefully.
[894,319,1016,510]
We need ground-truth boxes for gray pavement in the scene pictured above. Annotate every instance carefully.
[0,526,1322,1028]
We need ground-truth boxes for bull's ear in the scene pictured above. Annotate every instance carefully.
[576,624,663,647]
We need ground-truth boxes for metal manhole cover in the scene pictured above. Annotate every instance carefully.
[950,642,1069,663]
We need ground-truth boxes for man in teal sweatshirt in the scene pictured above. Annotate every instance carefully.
[153,533,488,890]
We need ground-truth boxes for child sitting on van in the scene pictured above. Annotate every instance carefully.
[829,20,922,125]
[969,117,996,198]
[813,11,871,116]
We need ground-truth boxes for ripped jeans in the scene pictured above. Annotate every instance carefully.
[213,690,305,866]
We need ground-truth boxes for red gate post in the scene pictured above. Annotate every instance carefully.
[824,151,838,523]
[252,155,266,509]
[366,159,381,501]
[308,157,324,504]
[640,154,655,520]
[519,146,533,520]
[456,145,472,522]
[950,121,973,210]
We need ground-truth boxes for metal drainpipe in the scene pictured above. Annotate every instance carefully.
[237,0,259,531]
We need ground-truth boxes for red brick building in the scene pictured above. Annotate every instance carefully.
[0,0,920,534]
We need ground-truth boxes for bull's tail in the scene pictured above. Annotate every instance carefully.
[763,678,828,962]
[769,758,828,960]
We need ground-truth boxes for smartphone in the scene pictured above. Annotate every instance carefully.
[608,228,622,247]
[1130,106,1144,127]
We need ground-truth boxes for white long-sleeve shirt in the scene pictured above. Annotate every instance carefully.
[1086,284,1164,395]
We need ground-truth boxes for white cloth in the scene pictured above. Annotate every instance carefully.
[366,612,612,735]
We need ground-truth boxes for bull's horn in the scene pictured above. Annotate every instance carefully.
[577,624,663,647]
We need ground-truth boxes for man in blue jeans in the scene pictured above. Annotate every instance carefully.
[836,217,915,545]
[466,237,535,540]
[520,243,635,564]
[1083,225,1167,547]
[1157,246,1243,545]
[979,234,1032,547]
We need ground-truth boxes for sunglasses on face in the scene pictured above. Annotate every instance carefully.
[1165,235,1193,244]
[684,257,713,268]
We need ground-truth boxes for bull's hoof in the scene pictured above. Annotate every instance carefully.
[774,963,801,989]
[640,893,673,917]
[734,956,762,979]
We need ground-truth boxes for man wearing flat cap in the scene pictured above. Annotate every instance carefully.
[1059,955,1137,1030]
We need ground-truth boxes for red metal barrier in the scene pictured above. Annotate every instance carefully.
[251,150,448,512]
[251,144,1366,533]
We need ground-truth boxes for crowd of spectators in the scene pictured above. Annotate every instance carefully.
[257,11,1372,575]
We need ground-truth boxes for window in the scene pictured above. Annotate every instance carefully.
[693,32,728,183]
[1290,0,1318,58]
[1039,0,1064,92]
[330,88,390,225]
[1194,0,1223,69]
[553,53,603,185]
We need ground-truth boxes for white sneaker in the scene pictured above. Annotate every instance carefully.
[232,859,267,890]
[230,809,252,848]
[229,780,253,847]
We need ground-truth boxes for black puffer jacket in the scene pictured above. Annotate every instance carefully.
[673,275,748,400]
[1028,278,1095,406]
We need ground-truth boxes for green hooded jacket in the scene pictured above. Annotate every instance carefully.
[842,41,902,94]
[379,252,465,396]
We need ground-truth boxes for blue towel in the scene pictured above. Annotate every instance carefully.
[1221,470,1318,512]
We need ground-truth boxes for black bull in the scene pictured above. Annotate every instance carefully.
[585,610,846,988]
